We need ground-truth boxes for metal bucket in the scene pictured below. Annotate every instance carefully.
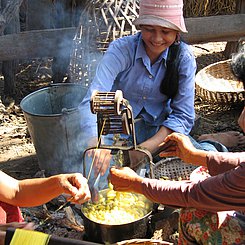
[20,83,88,176]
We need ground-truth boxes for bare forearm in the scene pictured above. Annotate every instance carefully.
[0,171,90,207]
[14,176,63,207]
[140,126,173,153]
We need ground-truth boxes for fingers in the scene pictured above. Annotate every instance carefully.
[109,167,122,187]
[62,174,91,204]
[72,175,91,204]
[90,187,99,203]
[23,222,35,230]
[109,167,132,182]
[89,149,111,176]
[163,132,180,142]
[101,153,111,175]
[109,167,142,193]
[165,132,187,141]
[158,139,177,157]
[159,149,176,157]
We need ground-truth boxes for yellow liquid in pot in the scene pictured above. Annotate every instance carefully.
[82,188,152,225]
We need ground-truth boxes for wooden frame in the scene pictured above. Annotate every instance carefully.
[0,0,244,96]
[0,14,244,61]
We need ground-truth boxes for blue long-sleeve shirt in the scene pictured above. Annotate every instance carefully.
[79,32,197,139]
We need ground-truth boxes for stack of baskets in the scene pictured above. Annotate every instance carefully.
[69,0,139,87]
[195,59,245,105]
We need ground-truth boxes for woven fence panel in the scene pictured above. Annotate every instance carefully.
[69,0,139,86]
[69,0,236,86]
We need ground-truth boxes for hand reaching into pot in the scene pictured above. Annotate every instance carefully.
[85,137,112,177]
[86,148,112,177]
[57,173,91,204]
[0,171,91,207]
[109,167,143,193]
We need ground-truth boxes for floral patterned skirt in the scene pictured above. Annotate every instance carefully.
[178,207,245,245]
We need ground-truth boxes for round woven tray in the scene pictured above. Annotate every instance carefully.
[152,157,197,181]
[195,59,244,105]
[116,238,173,245]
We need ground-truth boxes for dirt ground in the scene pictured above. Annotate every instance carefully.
[0,42,244,243]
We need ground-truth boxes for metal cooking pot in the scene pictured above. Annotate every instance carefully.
[81,189,153,244]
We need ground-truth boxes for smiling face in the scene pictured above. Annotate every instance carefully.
[140,25,178,63]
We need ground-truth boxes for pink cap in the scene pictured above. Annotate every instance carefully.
[133,0,187,33]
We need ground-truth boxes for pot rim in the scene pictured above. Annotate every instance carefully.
[81,189,153,227]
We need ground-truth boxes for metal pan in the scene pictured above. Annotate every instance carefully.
[81,189,153,244]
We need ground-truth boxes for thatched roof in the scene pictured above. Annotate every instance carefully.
[184,0,236,17]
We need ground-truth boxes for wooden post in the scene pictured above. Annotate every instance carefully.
[1,0,22,97]
[25,0,52,30]
[25,0,79,84]
[224,0,245,58]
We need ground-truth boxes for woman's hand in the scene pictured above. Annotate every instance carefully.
[88,149,112,176]
[159,133,207,166]
[109,167,143,193]
[58,173,91,204]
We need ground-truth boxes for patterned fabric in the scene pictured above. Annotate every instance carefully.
[0,201,24,224]
[178,208,245,245]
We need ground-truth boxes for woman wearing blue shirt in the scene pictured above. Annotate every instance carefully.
[79,0,226,177]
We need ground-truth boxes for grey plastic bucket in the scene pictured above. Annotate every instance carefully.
[20,83,88,176]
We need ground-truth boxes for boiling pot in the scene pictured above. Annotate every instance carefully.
[81,189,154,244]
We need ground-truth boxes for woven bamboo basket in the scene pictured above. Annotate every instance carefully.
[69,0,139,86]
[195,59,245,105]
[152,157,197,181]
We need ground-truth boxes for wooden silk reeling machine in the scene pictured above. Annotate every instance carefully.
[83,90,155,178]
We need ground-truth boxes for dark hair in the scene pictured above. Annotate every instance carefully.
[231,44,245,87]
[160,41,181,98]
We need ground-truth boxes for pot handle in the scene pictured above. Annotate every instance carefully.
[146,213,155,238]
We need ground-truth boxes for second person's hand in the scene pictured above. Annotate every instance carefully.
[159,132,208,166]
[109,167,143,193]
[87,148,112,176]
[159,133,196,161]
